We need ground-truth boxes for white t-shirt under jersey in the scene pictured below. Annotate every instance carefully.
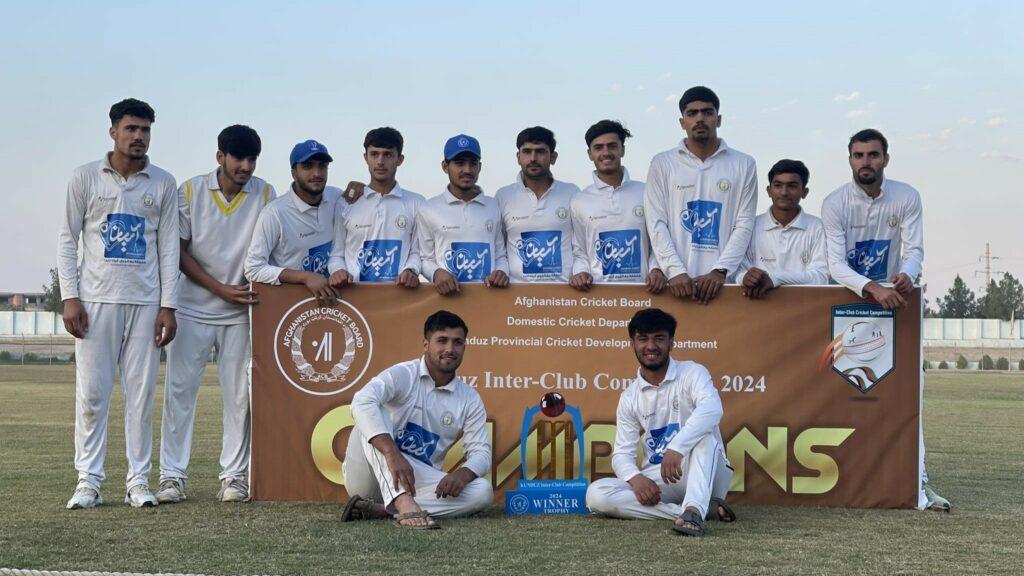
[495,175,579,283]
[416,189,509,283]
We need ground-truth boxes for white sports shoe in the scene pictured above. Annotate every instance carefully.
[124,484,158,508]
[156,478,186,504]
[66,482,102,510]
[924,483,951,512]
[218,477,250,503]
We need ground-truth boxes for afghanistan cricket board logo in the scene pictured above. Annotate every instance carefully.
[819,304,895,393]
[274,297,373,396]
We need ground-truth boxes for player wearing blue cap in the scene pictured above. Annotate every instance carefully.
[415,135,509,295]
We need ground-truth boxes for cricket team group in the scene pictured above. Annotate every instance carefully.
[56,85,947,536]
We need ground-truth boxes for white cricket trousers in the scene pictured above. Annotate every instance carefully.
[73,302,160,490]
[343,428,492,518]
[160,317,250,481]
[586,434,732,519]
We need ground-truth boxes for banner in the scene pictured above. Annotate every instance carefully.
[251,284,921,509]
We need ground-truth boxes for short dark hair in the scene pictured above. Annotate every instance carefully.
[678,86,720,114]
[424,310,469,338]
[628,308,677,338]
[516,126,556,152]
[848,128,889,155]
[364,127,404,155]
[768,159,810,187]
[585,120,632,148]
[109,98,155,126]
[218,125,261,158]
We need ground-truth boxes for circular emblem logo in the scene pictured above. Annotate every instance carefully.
[441,412,455,427]
[396,215,408,229]
[555,207,568,220]
[888,215,899,228]
[143,194,154,207]
[458,137,469,148]
[801,250,810,265]
[509,493,530,514]
[633,205,644,218]
[672,397,679,411]
[485,219,495,232]
[273,298,373,396]
[718,178,731,192]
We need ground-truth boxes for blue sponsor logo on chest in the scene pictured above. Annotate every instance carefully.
[515,230,562,275]
[100,213,147,262]
[303,241,332,277]
[846,239,890,281]
[680,200,722,247]
[396,421,440,466]
[444,242,491,282]
[645,423,680,464]
[596,229,641,276]
[358,239,401,282]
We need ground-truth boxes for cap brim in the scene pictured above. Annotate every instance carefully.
[445,150,481,161]
[293,151,333,165]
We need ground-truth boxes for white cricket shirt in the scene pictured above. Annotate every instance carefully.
[495,175,579,283]
[351,357,491,477]
[327,182,425,282]
[244,185,342,285]
[735,208,829,286]
[177,169,274,324]
[821,178,924,296]
[644,139,757,279]
[57,154,180,308]
[610,358,725,482]
[416,189,509,283]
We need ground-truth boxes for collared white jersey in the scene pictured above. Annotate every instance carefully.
[570,168,657,282]
[416,189,509,283]
[327,183,425,282]
[644,139,757,278]
[177,170,274,324]
[821,178,924,296]
[611,358,724,481]
[495,176,579,283]
[350,357,491,477]
[244,185,342,285]
[735,209,829,286]
[57,155,179,308]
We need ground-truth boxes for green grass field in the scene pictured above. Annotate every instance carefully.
[0,366,1021,576]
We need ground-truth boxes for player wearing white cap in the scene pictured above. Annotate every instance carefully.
[327,127,424,288]
[341,310,493,529]
[586,309,734,536]
[495,126,579,283]
[416,134,509,295]
[59,98,179,509]
[569,120,666,293]
[244,139,348,299]
[821,128,948,511]
[736,159,829,297]
[156,125,273,505]
[644,86,757,304]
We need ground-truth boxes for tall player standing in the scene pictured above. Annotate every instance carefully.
[156,125,273,505]
[59,98,179,509]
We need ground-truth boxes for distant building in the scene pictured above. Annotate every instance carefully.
[0,292,47,311]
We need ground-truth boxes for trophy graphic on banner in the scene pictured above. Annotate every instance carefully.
[504,392,589,515]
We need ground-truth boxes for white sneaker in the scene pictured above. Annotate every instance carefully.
[924,483,951,512]
[218,477,249,503]
[156,478,186,504]
[124,484,158,508]
[66,482,102,510]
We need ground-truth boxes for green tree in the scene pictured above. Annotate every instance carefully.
[938,275,977,318]
[978,274,1024,320]
[42,267,63,313]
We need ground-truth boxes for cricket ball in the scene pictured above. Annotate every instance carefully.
[842,321,886,363]
[540,392,566,417]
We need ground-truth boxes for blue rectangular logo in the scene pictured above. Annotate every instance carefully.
[444,242,491,282]
[303,240,332,277]
[846,239,891,281]
[515,230,562,275]
[596,229,641,277]
[100,213,147,262]
[358,239,401,282]
[395,421,440,466]
[645,423,680,464]
[681,200,722,247]
[505,480,589,515]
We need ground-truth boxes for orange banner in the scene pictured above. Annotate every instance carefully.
[251,284,921,509]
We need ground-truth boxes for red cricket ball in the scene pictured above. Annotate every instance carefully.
[540,392,566,417]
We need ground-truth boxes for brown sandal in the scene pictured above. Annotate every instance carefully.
[393,510,440,530]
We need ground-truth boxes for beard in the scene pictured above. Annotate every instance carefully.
[635,352,669,372]
[855,172,878,185]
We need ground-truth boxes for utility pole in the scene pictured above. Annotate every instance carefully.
[975,243,1004,289]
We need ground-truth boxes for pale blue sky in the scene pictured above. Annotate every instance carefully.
[2,1,1021,300]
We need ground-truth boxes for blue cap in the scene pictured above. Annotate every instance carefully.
[443,134,481,161]
[290,140,333,166]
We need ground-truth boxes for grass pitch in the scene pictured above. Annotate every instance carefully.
[0,366,1021,576]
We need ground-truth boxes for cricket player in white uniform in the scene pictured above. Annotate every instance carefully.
[495,126,579,283]
[244,139,348,299]
[327,127,424,288]
[157,125,273,505]
[821,129,948,511]
[341,311,493,529]
[644,86,757,304]
[416,134,509,296]
[569,120,666,293]
[736,159,829,297]
[586,308,734,536]
[59,99,179,509]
